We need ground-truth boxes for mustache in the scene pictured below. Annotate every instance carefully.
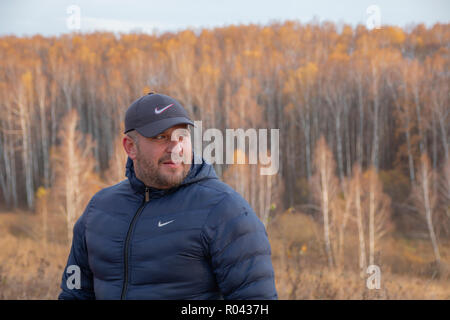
[159,155,184,164]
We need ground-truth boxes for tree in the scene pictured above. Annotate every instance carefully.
[17,70,35,209]
[0,22,448,243]
[362,166,391,266]
[310,136,339,268]
[437,157,450,236]
[387,58,417,183]
[349,164,367,276]
[412,153,441,265]
[284,61,318,180]
[223,149,282,227]
[323,43,351,181]
[103,128,128,185]
[50,109,101,243]
[427,53,449,161]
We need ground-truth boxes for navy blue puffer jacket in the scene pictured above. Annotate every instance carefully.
[58,154,278,299]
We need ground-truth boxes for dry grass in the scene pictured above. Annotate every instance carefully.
[272,263,450,300]
[0,210,449,299]
[268,210,450,300]
[0,211,68,299]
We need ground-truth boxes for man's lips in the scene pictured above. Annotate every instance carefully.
[161,159,181,168]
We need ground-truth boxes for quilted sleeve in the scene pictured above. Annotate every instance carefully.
[58,199,96,300]
[201,192,278,300]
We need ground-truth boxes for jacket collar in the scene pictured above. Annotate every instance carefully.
[125,151,217,199]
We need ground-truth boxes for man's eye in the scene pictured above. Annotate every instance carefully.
[155,135,166,140]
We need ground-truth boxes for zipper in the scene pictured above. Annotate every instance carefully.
[121,186,150,299]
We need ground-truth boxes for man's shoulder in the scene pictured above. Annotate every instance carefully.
[195,178,246,203]
[198,179,266,242]
[90,179,133,205]
[194,178,254,217]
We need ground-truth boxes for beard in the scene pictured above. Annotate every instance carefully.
[134,149,191,189]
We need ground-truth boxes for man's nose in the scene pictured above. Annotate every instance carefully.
[166,138,183,154]
[171,141,183,153]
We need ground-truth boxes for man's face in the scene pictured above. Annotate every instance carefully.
[124,124,192,189]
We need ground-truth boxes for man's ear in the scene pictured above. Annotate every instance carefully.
[123,135,138,160]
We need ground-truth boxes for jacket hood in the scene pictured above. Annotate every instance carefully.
[125,151,218,199]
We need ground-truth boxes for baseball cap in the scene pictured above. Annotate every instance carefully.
[124,93,194,138]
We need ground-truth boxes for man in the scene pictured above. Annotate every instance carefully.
[58,93,278,300]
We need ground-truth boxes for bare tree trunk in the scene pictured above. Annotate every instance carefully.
[368,171,376,266]
[344,107,352,178]
[41,191,48,253]
[389,76,415,182]
[420,158,441,265]
[354,166,367,276]
[0,105,17,207]
[37,77,50,188]
[287,121,297,206]
[300,110,312,180]
[312,137,337,268]
[320,151,334,268]
[260,174,272,227]
[405,117,415,182]
[250,164,257,215]
[51,109,97,243]
[413,87,426,155]
[371,64,380,170]
[441,158,450,220]
[335,114,344,182]
[65,116,78,243]
[435,104,449,161]
[338,185,351,268]
[7,106,18,207]
[17,91,34,209]
[357,80,365,166]
[0,128,10,205]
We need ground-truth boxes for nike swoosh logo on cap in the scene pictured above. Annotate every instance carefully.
[154,104,174,114]
[158,220,174,227]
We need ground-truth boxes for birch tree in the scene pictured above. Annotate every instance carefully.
[437,158,450,237]
[17,71,35,209]
[310,136,339,268]
[412,153,441,265]
[104,128,128,185]
[363,166,391,266]
[350,164,367,276]
[51,109,100,243]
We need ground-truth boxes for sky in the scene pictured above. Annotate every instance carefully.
[0,0,449,36]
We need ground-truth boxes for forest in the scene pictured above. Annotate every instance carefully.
[0,21,449,299]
